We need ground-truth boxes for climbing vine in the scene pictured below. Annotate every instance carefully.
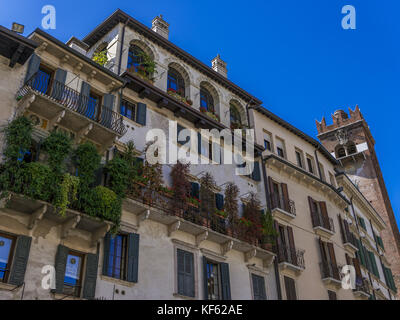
[53,173,79,217]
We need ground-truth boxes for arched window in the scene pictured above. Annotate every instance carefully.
[127,45,145,73]
[230,104,242,128]
[167,68,185,97]
[337,146,346,158]
[200,87,215,112]
[347,143,357,155]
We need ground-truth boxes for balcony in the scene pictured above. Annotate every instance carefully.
[123,184,276,267]
[270,193,296,222]
[353,277,371,299]
[277,244,305,274]
[342,231,358,254]
[16,72,127,148]
[311,212,335,238]
[320,260,342,287]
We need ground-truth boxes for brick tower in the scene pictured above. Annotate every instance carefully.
[316,106,400,297]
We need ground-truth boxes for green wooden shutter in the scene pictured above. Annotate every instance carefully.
[202,256,208,300]
[9,235,32,286]
[368,251,379,277]
[102,233,111,276]
[191,182,200,199]
[51,68,67,100]
[127,233,140,283]
[356,239,366,267]
[198,132,202,156]
[101,94,115,129]
[78,81,91,115]
[252,274,267,300]
[24,53,41,83]
[82,253,99,300]
[220,262,231,300]
[53,245,69,294]
[251,161,261,182]
[136,102,147,125]
[215,193,224,211]
[177,249,195,298]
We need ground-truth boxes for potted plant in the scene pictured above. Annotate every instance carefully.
[187,197,200,208]
[170,161,191,215]
[185,98,193,106]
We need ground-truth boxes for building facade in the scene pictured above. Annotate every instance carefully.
[0,9,397,300]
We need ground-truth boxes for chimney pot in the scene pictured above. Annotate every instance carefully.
[211,54,228,78]
[152,15,169,40]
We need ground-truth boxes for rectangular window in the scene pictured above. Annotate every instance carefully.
[120,99,136,121]
[276,138,285,158]
[284,276,297,300]
[33,66,53,95]
[63,251,84,297]
[177,249,195,298]
[295,150,303,168]
[306,157,314,174]
[206,260,221,300]
[0,233,16,283]
[252,274,267,300]
[329,172,336,187]
[106,234,128,280]
[264,139,271,151]
[319,162,326,181]
[263,132,272,151]
[328,290,337,300]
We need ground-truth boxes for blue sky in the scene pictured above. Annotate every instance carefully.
[1,0,399,224]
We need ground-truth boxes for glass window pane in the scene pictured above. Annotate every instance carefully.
[64,254,82,287]
[0,236,13,281]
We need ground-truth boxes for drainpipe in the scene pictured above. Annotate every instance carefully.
[117,19,130,75]
[261,157,282,300]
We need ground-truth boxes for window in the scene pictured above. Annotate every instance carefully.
[33,66,53,95]
[63,251,84,297]
[120,99,136,121]
[337,146,346,158]
[177,249,195,298]
[86,91,101,120]
[0,233,15,283]
[263,132,272,151]
[306,156,314,174]
[295,150,303,168]
[347,142,357,155]
[168,68,185,97]
[127,45,145,73]
[276,138,285,158]
[328,290,337,300]
[200,87,215,113]
[206,260,221,300]
[264,139,271,151]
[319,162,326,182]
[230,104,242,128]
[252,274,267,300]
[329,172,336,187]
[105,234,128,280]
[284,276,297,300]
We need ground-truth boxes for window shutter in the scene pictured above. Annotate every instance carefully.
[319,202,330,230]
[9,235,32,286]
[356,239,366,267]
[268,177,278,209]
[215,193,224,211]
[24,53,41,83]
[82,253,99,300]
[281,183,290,212]
[202,256,208,300]
[127,233,140,283]
[136,102,147,126]
[327,242,339,279]
[78,81,91,115]
[102,233,111,276]
[197,132,202,156]
[338,215,346,243]
[92,166,104,187]
[101,94,115,128]
[275,221,283,262]
[308,197,318,228]
[252,274,266,300]
[53,245,69,294]
[284,276,297,300]
[177,249,195,298]
[191,182,200,199]
[220,262,231,300]
[353,257,362,278]
[251,161,261,182]
[287,226,297,266]
[51,68,67,100]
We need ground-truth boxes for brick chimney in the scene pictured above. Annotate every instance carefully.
[212,54,227,78]
[152,15,169,40]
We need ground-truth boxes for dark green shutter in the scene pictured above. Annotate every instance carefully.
[198,132,202,156]
[24,53,41,83]
[252,274,266,300]
[53,245,69,294]
[136,103,147,125]
[102,233,111,276]
[220,262,231,300]
[177,124,190,145]
[78,81,91,115]
[203,256,208,300]
[82,253,99,300]
[51,68,67,100]
[215,193,224,211]
[9,235,32,286]
[191,182,200,199]
[127,233,140,283]
[177,249,195,298]
[101,94,115,129]
[251,161,261,182]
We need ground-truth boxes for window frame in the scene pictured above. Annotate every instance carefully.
[295,148,304,168]
[251,273,267,300]
[63,250,85,298]
[120,99,137,122]
[205,259,222,301]
[200,87,215,113]
[167,68,185,97]
[306,155,315,174]
[127,45,145,73]
[275,137,286,158]
[106,234,129,281]
[263,131,273,152]
[0,232,16,284]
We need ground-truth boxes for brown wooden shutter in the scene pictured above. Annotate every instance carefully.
[345,253,351,266]
[268,177,277,209]
[319,202,330,230]
[284,276,297,300]
[338,215,346,243]
[308,197,318,227]
[281,183,290,213]
[327,242,339,279]
[343,220,351,238]
[353,257,362,278]
[275,221,283,262]
[287,226,298,267]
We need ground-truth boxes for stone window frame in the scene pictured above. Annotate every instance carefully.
[247,264,269,300]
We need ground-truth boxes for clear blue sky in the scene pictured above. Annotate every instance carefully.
[1,0,399,224]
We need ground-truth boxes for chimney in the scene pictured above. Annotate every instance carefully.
[152,15,169,40]
[212,54,227,78]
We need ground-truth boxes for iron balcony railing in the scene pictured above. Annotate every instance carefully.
[270,193,296,216]
[278,244,305,269]
[320,260,341,281]
[127,183,275,251]
[343,230,358,248]
[312,212,335,233]
[354,277,370,295]
[17,71,127,136]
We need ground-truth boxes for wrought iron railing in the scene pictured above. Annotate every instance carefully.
[127,184,275,251]
[343,230,358,248]
[278,244,305,269]
[312,212,335,233]
[320,260,341,281]
[354,277,370,295]
[17,71,127,136]
[270,193,296,216]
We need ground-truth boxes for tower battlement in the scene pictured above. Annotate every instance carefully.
[316,105,364,135]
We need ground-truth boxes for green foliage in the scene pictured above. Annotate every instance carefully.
[105,156,130,198]
[261,210,278,238]
[92,50,108,66]
[42,130,72,172]
[53,173,79,216]
[200,172,217,215]
[20,162,53,201]
[3,116,33,162]
[72,142,101,188]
